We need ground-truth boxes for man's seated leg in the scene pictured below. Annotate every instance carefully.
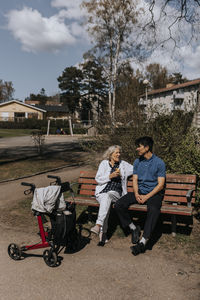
[114,192,140,243]
[131,193,162,256]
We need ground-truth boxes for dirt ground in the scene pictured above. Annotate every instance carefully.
[0,138,200,300]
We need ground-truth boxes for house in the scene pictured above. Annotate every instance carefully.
[139,78,200,127]
[0,100,46,121]
[35,105,69,119]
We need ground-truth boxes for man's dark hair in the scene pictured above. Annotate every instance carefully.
[135,136,154,152]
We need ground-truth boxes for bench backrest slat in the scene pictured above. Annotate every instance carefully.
[79,190,95,196]
[163,195,194,203]
[165,183,196,189]
[78,178,97,184]
[166,173,197,183]
[80,171,96,177]
[80,184,96,190]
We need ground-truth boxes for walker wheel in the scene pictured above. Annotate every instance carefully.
[43,249,57,267]
[8,243,22,260]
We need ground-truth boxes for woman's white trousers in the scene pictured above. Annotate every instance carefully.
[96,191,120,233]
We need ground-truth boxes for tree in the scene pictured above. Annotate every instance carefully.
[145,63,169,89]
[81,58,108,121]
[25,88,48,105]
[82,0,143,123]
[47,93,61,105]
[57,66,83,115]
[144,1,200,47]
[168,72,188,85]
[81,59,108,97]
[115,63,144,120]
[0,79,15,102]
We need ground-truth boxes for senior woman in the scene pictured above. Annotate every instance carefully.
[90,145,133,246]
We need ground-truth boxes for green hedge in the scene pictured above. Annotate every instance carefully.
[0,119,70,130]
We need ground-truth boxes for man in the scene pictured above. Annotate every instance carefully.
[114,136,166,256]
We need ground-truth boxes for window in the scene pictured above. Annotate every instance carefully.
[14,112,25,122]
[28,112,38,119]
[0,112,9,121]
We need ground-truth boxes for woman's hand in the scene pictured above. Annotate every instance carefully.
[109,169,120,179]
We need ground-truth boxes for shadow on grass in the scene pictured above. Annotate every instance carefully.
[76,207,194,250]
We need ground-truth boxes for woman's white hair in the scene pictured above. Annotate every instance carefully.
[103,145,122,161]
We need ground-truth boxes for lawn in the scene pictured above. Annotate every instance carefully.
[0,156,69,181]
[0,129,34,138]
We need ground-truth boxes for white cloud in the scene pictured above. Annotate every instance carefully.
[5,0,200,81]
[178,45,200,79]
[6,6,82,53]
[131,0,200,80]
[51,0,85,19]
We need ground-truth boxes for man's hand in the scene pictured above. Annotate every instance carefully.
[139,194,148,204]
[135,193,148,204]
[135,193,142,203]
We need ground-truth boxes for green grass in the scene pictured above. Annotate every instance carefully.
[0,156,70,181]
[0,128,34,138]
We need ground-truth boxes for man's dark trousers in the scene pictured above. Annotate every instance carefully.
[114,192,163,239]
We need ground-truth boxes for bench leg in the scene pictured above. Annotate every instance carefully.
[171,215,176,237]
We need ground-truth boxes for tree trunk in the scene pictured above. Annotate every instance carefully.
[112,36,121,122]
[108,35,113,120]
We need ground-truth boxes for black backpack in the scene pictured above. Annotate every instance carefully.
[50,202,78,249]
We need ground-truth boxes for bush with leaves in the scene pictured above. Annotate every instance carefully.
[85,110,200,176]
[168,129,200,176]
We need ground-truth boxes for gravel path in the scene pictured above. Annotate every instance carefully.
[0,136,199,300]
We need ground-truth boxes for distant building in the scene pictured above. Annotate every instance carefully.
[25,95,61,106]
[24,99,41,106]
[0,100,46,121]
[139,78,200,127]
[35,105,69,119]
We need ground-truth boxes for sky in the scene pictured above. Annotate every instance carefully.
[0,0,200,101]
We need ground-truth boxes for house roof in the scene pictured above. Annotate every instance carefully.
[143,78,200,97]
[0,100,46,112]
[35,105,69,113]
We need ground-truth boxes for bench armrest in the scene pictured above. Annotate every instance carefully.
[186,189,195,207]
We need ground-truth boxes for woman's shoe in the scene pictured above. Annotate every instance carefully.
[90,225,100,234]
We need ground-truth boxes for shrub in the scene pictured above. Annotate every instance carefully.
[168,128,200,176]
[84,110,200,175]
[73,127,87,134]
[0,119,70,130]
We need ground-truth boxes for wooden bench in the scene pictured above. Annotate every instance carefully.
[73,171,198,236]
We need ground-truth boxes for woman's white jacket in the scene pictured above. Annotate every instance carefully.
[95,160,133,196]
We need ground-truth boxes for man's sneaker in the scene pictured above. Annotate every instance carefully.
[131,226,141,244]
[97,232,108,247]
[90,225,100,235]
[131,242,145,256]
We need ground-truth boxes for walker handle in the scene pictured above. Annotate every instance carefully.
[47,175,61,185]
[21,182,36,195]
